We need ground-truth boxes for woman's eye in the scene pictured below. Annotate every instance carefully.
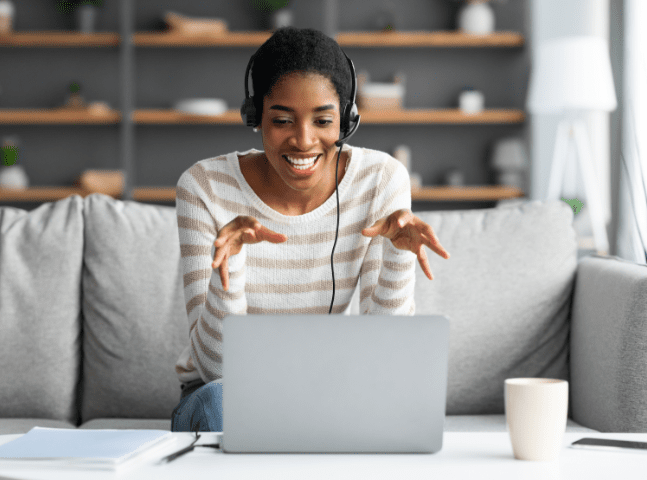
[272,119,332,126]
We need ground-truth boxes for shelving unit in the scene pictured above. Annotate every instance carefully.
[0,6,528,207]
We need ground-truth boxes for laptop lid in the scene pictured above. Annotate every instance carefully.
[221,314,450,453]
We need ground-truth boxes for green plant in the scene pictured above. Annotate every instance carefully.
[1,146,18,167]
[69,82,81,94]
[55,0,104,15]
[252,0,290,13]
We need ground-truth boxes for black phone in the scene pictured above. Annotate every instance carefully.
[571,437,647,453]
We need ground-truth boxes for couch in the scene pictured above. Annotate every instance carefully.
[1,193,645,435]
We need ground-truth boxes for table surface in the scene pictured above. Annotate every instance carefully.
[0,431,646,480]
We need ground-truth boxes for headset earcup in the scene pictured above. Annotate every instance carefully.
[240,97,257,127]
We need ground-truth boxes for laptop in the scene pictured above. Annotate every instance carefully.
[221,314,450,454]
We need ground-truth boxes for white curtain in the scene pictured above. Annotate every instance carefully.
[616,0,647,264]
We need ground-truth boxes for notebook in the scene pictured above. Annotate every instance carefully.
[0,428,175,471]
[221,314,450,453]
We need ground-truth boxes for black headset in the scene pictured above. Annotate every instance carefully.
[241,48,361,314]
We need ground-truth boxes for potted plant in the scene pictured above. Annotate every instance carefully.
[55,0,104,33]
[252,0,292,30]
[0,136,29,189]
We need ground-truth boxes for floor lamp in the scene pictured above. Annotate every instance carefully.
[526,36,617,255]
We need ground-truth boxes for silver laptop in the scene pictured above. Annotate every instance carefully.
[221,314,450,454]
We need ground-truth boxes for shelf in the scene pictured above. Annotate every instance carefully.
[0,185,525,203]
[134,30,524,48]
[0,108,525,125]
[133,108,525,125]
[0,30,524,48]
[0,108,121,124]
[336,31,525,47]
[133,30,273,46]
[0,31,120,47]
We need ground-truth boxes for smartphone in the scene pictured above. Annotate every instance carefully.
[571,437,647,453]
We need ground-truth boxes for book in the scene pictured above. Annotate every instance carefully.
[0,427,177,471]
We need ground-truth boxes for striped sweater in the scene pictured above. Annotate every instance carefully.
[174,143,417,384]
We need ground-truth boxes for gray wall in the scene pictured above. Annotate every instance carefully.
[1,0,529,211]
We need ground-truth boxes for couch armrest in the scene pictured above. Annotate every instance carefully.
[570,254,647,432]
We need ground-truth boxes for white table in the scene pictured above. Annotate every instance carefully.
[1,431,646,480]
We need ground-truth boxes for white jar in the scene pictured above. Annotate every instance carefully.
[458,0,495,35]
[0,165,29,189]
[459,89,485,114]
[0,0,15,34]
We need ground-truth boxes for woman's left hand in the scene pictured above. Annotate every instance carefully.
[361,209,450,281]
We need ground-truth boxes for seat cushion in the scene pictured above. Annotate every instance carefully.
[443,415,599,432]
[0,196,84,426]
[412,199,578,415]
[79,418,171,430]
[80,194,188,423]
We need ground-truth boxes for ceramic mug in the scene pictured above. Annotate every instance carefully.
[505,378,569,461]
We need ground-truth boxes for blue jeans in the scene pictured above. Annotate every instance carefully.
[171,379,223,432]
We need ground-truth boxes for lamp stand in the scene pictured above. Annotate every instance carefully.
[546,117,609,255]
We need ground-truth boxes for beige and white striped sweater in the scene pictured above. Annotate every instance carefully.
[174,144,417,384]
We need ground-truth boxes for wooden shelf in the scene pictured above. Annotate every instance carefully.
[133,30,273,47]
[0,185,525,203]
[0,31,120,47]
[336,31,525,47]
[0,108,121,124]
[0,30,524,48]
[132,108,525,125]
[0,187,90,201]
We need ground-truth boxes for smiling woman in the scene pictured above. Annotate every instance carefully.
[170,26,450,433]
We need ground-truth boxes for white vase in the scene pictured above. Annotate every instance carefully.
[458,1,495,34]
[0,164,29,189]
[0,0,15,34]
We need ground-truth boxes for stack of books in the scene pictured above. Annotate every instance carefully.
[0,427,177,472]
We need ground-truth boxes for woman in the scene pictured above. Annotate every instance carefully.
[171,26,450,432]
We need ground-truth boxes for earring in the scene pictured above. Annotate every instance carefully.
[253,127,260,133]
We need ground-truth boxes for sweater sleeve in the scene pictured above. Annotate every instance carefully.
[175,164,248,383]
[359,158,416,315]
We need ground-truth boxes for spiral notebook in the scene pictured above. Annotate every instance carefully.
[0,427,176,471]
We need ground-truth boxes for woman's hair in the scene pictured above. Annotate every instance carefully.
[250,27,352,127]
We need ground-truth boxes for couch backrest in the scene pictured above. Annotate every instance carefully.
[80,194,188,424]
[0,196,84,425]
[0,195,579,423]
[410,199,578,415]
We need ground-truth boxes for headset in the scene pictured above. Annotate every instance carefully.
[241,48,361,314]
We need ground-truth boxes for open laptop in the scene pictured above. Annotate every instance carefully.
[221,314,450,454]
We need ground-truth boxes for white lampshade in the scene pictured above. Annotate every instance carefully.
[526,36,617,114]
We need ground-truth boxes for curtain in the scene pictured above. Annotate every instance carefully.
[616,0,647,264]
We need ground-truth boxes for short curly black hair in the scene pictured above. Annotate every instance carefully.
[249,27,352,128]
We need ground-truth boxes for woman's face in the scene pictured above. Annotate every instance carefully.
[257,71,344,208]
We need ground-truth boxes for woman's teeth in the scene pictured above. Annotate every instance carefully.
[285,155,319,170]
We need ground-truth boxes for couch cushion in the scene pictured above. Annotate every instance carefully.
[0,196,84,426]
[80,194,188,423]
[443,414,599,432]
[413,199,577,415]
[79,418,171,430]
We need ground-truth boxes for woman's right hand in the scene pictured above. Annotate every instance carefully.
[212,216,288,291]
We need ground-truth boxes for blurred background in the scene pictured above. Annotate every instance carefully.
[0,0,643,264]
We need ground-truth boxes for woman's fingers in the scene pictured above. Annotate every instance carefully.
[220,255,229,291]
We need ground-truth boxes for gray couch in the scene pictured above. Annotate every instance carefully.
[1,193,645,435]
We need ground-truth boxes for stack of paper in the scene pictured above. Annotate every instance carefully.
[0,427,176,471]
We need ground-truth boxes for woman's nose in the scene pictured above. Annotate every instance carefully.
[288,122,317,150]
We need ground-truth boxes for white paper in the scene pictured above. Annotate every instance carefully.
[0,427,173,467]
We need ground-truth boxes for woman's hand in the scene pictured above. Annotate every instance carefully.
[361,209,450,281]
[212,216,288,291]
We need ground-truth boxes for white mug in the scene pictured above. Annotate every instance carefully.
[505,378,569,461]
